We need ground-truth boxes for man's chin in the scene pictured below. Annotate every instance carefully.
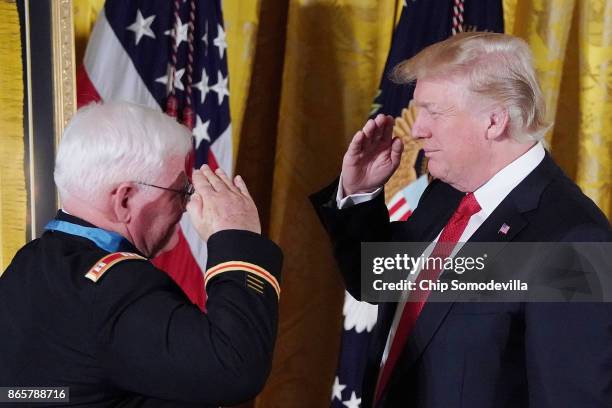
[427,161,442,180]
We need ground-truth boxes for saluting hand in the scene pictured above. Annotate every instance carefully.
[341,114,404,196]
[186,165,261,241]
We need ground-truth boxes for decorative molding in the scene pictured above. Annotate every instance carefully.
[51,0,76,149]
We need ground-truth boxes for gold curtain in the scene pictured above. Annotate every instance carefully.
[0,0,26,273]
[504,0,611,216]
[242,1,401,406]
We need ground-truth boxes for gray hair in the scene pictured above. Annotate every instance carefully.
[391,32,551,142]
[54,101,192,201]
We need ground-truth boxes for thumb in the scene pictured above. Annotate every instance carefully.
[390,137,404,168]
[186,192,203,220]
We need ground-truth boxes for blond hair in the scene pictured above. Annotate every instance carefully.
[391,32,550,142]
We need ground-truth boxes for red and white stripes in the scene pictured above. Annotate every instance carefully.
[451,0,465,36]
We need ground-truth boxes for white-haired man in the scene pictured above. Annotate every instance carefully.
[0,102,282,407]
[313,32,611,407]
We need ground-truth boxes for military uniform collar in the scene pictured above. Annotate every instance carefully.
[47,210,144,256]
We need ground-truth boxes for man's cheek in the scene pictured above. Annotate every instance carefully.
[159,224,180,254]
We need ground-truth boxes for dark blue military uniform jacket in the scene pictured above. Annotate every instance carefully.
[0,211,282,407]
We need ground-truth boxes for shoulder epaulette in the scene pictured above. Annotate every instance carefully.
[85,252,147,283]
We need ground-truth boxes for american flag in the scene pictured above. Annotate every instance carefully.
[387,175,429,222]
[331,1,504,406]
[77,0,232,310]
[499,223,511,235]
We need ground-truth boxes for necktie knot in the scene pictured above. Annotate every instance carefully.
[456,192,481,217]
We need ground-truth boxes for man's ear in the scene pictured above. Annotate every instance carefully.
[485,106,510,141]
[110,182,136,223]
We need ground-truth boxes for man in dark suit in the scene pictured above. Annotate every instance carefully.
[313,32,611,407]
[0,102,282,407]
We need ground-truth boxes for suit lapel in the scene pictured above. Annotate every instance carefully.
[394,154,558,373]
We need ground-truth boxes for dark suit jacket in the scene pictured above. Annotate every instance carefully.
[312,154,611,408]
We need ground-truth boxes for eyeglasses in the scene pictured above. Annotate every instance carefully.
[135,180,195,206]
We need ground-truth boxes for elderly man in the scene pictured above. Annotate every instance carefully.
[313,32,611,407]
[0,102,282,407]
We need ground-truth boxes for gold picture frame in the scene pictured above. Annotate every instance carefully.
[51,0,76,148]
[21,0,76,239]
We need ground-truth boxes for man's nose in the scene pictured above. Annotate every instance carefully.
[411,111,430,139]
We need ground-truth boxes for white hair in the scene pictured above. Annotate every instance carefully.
[54,101,192,201]
[390,32,551,142]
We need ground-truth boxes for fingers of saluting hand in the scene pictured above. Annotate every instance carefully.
[214,167,240,193]
[381,114,395,142]
[347,130,366,155]
[362,118,377,143]
[199,164,227,192]
[191,167,214,194]
[363,114,395,144]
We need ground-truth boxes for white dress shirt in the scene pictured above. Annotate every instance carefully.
[336,142,546,367]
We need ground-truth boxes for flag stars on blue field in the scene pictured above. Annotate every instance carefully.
[210,71,229,105]
[193,115,211,148]
[164,16,189,47]
[155,65,185,93]
[109,2,230,176]
[202,20,209,50]
[193,69,211,103]
[332,376,346,401]
[343,391,361,408]
[126,10,156,45]
[213,24,227,59]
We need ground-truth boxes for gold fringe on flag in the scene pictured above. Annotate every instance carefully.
[0,0,26,273]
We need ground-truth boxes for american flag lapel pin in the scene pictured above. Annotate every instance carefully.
[498,223,510,235]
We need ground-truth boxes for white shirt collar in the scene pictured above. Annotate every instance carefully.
[473,142,545,217]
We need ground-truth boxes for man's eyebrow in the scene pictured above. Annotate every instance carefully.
[413,101,430,108]
[414,101,454,113]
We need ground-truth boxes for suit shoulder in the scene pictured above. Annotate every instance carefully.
[536,172,610,239]
[543,175,608,224]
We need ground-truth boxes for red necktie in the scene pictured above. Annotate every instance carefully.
[374,192,481,405]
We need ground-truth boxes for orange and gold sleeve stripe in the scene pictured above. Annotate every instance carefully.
[205,261,280,299]
[85,252,147,283]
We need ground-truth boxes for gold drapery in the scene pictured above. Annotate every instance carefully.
[505,0,611,216]
[0,0,26,273]
[244,1,401,406]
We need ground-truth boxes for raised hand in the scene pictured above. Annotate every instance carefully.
[341,114,404,196]
[186,165,261,241]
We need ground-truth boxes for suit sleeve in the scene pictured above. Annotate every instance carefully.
[310,178,392,300]
[310,177,441,300]
[524,302,612,407]
[92,230,282,406]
